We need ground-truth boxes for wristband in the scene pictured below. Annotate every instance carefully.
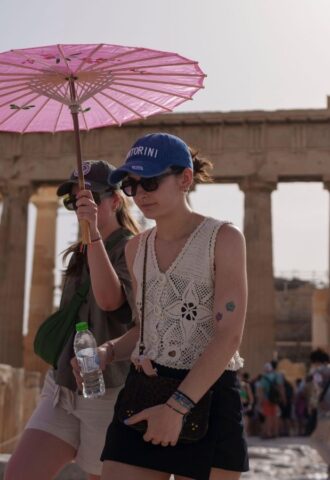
[170,390,196,411]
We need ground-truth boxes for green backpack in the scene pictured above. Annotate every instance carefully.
[33,228,132,368]
[265,376,281,404]
[33,279,90,368]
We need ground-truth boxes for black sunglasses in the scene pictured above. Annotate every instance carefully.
[63,189,113,211]
[121,170,182,197]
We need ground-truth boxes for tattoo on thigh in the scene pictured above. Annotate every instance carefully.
[226,301,236,312]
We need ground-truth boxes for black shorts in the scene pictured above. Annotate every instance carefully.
[101,364,249,480]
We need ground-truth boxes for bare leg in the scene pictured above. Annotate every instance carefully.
[209,468,241,479]
[4,428,76,480]
[101,461,170,480]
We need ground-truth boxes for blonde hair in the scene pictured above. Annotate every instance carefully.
[63,189,139,276]
[115,190,140,235]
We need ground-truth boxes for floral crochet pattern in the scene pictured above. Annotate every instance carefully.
[132,218,244,371]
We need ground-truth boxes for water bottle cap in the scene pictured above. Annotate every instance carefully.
[75,322,88,332]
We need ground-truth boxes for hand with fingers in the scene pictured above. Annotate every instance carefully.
[71,341,114,391]
[124,403,186,447]
[75,189,100,240]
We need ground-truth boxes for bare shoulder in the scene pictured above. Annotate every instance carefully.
[125,229,152,266]
[125,233,141,265]
[215,223,246,259]
[217,223,245,246]
[213,223,246,280]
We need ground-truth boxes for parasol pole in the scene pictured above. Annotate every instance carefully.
[68,76,91,244]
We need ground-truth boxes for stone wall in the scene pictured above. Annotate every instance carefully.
[0,365,41,454]
[275,278,313,363]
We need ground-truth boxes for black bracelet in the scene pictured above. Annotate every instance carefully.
[176,390,196,407]
[165,403,186,416]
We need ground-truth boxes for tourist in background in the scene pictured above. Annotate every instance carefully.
[309,348,330,478]
[293,378,308,436]
[256,362,285,439]
[240,372,254,436]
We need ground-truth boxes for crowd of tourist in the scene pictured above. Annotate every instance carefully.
[239,349,330,440]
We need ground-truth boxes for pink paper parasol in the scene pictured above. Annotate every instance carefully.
[0,43,206,242]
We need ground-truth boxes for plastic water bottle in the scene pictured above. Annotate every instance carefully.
[74,322,105,399]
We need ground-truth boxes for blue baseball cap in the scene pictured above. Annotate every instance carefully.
[110,133,193,183]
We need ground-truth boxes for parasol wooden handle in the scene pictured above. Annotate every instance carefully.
[69,76,92,245]
[80,219,91,245]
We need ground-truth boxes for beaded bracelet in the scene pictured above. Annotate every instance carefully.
[170,390,196,411]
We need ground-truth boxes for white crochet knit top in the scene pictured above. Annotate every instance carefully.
[131,217,244,371]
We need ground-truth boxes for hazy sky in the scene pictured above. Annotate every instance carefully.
[1,0,329,296]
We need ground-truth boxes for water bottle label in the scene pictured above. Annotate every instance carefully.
[76,348,100,373]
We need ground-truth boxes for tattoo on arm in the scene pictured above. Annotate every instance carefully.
[216,301,236,322]
[216,312,223,322]
[226,301,236,312]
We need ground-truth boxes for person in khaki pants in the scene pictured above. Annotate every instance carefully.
[5,160,139,480]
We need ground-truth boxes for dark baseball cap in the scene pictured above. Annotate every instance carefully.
[57,160,120,197]
[110,133,193,183]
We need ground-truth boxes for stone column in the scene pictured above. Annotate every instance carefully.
[239,177,277,375]
[322,181,330,350]
[0,183,33,367]
[24,187,58,374]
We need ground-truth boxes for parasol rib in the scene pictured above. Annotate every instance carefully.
[0,85,31,99]
[53,100,65,133]
[75,75,109,103]
[0,72,45,78]
[52,81,70,132]
[73,43,104,74]
[0,92,45,127]
[57,45,73,75]
[78,47,145,73]
[0,60,49,74]
[91,96,121,125]
[82,53,184,74]
[103,61,201,74]
[97,91,145,119]
[12,49,68,80]
[29,80,70,106]
[0,90,39,109]
[21,97,52,133]
[0,80,33,92]
[106,85,172,111]
[112,76,203,90]
[111,71,205,78]
[111,80,192,100]
[80,107,89,131]
[76,74,115,103]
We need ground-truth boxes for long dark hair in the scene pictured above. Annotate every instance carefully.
[63,190,139,277]
[189,147,214,186]
[171,147,213,189]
